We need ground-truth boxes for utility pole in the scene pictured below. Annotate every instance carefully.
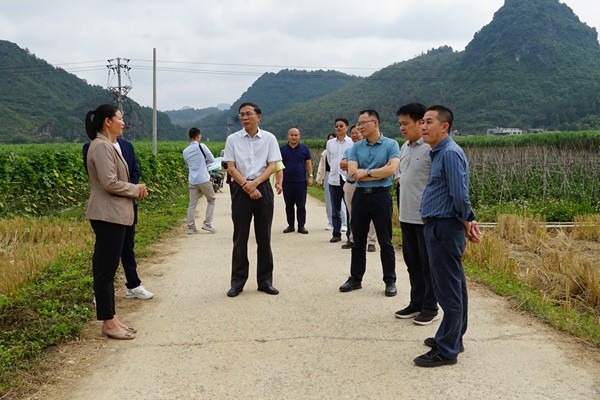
[106,58,132,113]
[152,48,157,155]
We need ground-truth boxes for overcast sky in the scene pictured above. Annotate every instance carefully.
[1,0,598,111]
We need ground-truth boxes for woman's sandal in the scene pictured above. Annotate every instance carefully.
[102,327,135,340]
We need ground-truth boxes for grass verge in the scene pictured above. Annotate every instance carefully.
[0,186,189,397]
[464,260,600,346]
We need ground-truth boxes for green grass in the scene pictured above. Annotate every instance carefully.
[0,185,189,397]
[308,190,599,347]
[464,261,600,346]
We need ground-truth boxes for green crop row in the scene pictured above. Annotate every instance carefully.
[0,141,226,219]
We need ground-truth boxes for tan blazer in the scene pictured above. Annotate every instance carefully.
[85,133,139,226]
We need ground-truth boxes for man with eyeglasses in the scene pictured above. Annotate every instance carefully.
[339,109,400,297]
[222,102,282,297]
[326,118,353,243]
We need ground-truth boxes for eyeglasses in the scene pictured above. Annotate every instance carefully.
[356,120,375,127]
[238,112,257,118]
[334,124,346,128]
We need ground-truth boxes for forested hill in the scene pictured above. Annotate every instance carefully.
[262,0,600,137]
[193,69,362,141]
[0,41,180,143]
[3,0,600,142]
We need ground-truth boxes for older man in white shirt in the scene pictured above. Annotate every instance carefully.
[222,102,282,298]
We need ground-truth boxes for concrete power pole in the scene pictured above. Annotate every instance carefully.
[106,58,132,113]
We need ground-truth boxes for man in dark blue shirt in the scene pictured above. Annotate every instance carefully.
[280,128,313,234]
[415,105,480,368]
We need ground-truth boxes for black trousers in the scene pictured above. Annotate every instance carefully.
[90,219,127,320]
[282,181,307,228]
[121,204,141,289]
[329,182,349,240]
[400,222,438,316]
[350,189,396,283]
[230,181,274,289]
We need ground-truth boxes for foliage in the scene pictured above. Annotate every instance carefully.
[0,178,189,396]
[0,141,213,218]
[0,40,181,143]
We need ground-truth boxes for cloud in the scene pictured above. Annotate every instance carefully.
[0,0,598,110]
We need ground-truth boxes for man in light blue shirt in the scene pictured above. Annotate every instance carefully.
[222,102,282,297]
[183,127,216,235]
[339,109,400,297]
[415,105,480,368]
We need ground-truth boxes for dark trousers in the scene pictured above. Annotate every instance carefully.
[121,204,141,289]
[424,218,468,359]
[329,182,349,239]
[350,189,396,283]
[230,181,274,289]
[90,220,127,321]
[400,222,438,316]
[282,181,307,228]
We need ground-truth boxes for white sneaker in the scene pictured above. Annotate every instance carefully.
[201,223,216,233]
[341,225,348,232]
[188,226,199,235]
[125,285,154,299]
[325,224,333,230]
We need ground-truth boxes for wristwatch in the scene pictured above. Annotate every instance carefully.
[367,169,372,177]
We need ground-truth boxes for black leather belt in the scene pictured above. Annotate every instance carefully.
[345,180,354,185]
[422,217,441,224]
[358,186,389,194]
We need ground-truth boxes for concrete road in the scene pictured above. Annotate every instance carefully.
[38,184,600,399]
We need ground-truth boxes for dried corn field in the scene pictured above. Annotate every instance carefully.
[0,217,93,296]
[464,214,600,320]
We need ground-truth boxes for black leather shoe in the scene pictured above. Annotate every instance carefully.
[367,244,376,252]
[339,278,361,292]
[424,337,465,353]
[341,241,353,249]
[298,227,309,234]
[385,283,397,297]
[257,285,279,295]
[283,226,295,233]
[227,287,243,297]
[414,348,457,367]
[330,235,342,243]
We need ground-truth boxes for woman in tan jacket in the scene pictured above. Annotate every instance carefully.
[84,104,148,340]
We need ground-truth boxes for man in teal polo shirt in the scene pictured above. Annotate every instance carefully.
[339,109,401,297]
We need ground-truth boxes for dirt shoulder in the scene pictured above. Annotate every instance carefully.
[31,185,600,400]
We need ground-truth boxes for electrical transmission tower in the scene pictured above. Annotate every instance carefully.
[106,58,132,113]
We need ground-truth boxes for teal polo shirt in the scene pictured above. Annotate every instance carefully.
[348,134,400,188]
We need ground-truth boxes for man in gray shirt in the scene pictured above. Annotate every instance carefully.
[393,103,439,325]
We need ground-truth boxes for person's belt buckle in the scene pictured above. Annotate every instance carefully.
[363,187,373,194]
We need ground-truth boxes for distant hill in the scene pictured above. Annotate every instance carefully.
[164,107,222,127]
[0,41,180,143]
[194,69,362,140]
[263,0,600,137]
[2,0,600,142]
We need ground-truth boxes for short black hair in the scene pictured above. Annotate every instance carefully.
[335,118,349,126]
[239,102,262,115]
[426,105,454,131]
[358,109,380,123]
[189,127,201,139]
[396,103,426,122]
